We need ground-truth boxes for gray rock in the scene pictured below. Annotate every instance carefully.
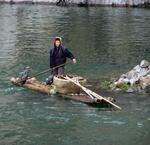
[113,60,150,92]
[126,87,137,93]
[140,75,150,89]
[140,60,149,68]
[145,85,150,93]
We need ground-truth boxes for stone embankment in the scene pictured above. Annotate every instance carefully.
[0,0,150,7]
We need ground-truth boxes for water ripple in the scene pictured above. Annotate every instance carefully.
[103,120,126,125]
[0,5,149,145]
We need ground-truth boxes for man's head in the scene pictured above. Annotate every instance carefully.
[54,37,62,48]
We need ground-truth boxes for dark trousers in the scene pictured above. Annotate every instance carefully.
[51,66,65,76]
[46,66,65,85]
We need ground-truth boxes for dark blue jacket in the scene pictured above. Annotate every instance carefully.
[50,46,75,68]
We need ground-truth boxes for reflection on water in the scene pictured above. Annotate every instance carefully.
[0,4,150,145]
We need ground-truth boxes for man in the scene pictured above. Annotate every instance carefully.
[50,37,76,75]
[46,37,76,84]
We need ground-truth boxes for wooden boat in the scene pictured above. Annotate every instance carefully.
[10,77,55,94]
[10,76,115,107]
[53,75,87,94]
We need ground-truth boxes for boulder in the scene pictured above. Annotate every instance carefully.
[140,60,149,68]
[112,60,150,93]
[140,75,150,89]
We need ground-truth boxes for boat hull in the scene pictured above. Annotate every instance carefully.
[10,77,115,107]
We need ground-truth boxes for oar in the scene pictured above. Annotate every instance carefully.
[64,76,122,110]
[65,76,97,100]
[75,79,95,100]
[79,85,95,100]
[32,61,71,78]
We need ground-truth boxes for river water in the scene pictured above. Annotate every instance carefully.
[0,4,150,145]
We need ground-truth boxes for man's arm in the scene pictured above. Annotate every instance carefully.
[50,49,55,68]
[64,48,77,63]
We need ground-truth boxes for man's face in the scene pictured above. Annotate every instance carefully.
[55,40,61,47]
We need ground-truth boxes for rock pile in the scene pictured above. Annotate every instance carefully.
[111,60,150,93]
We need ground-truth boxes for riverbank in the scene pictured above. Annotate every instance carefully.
[0,0,150,7]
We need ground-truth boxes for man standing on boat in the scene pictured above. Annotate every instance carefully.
[50,36,76,74]
[46,37,76,84]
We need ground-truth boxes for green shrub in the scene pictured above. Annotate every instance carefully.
[118,83,130,91]
[100,81,111,89]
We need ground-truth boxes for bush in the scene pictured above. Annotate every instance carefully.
[100,81,111,89]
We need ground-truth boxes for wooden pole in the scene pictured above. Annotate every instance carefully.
[33,61,71,78]
[18,61,72,84]
[64,76,122,110]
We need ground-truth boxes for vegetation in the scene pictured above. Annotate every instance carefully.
[100,81,111,89]
[100,80,142,92]
[117,83,130,91]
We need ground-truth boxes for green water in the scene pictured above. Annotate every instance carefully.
[0,4,150,145]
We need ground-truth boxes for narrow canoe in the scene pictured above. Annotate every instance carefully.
[10,77,115,107]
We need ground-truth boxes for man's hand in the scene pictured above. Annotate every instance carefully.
[72,58,77,64]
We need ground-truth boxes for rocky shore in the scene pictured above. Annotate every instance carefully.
[101,60,150,93]
[0,0,150,7]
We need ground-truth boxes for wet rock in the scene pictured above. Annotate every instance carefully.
[126,88,136,93]
[145,85,150,93]
[140,60,149,68]
[140,75,150,89]
[112,60,150,93]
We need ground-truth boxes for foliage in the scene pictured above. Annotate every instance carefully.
[100,79,143,93]
[117,83,130,91]
[100,81,111,89]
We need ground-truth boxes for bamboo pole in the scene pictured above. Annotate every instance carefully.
[64,76,122,110]
[33,61,71,78]
[18,61,72,84]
